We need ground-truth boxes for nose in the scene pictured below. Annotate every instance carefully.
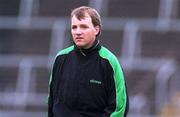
[75,27,82,35]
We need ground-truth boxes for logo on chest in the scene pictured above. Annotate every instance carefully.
[89,79,102,85]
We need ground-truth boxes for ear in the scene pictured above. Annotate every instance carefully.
[94,26,100,35]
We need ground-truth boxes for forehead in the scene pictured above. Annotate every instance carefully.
[71,14,92,25]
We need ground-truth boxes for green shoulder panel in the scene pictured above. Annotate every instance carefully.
[99,46,127,117]
[56,45,74,57]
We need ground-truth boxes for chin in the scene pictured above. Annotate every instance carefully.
[75,42,84,47]
[75,44,82,48]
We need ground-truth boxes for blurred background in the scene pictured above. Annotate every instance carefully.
[0,0,180,117]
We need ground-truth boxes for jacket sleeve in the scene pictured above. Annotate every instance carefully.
[48,57,58,117]
[48,74,54,117]
[102,60,128,117]
[48,56,59,117]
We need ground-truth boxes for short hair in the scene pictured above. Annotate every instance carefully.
[71,6,102,36]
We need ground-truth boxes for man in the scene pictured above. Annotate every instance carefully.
[48,6,128,117]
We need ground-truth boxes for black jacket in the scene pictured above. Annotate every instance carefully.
[48,40,128,117]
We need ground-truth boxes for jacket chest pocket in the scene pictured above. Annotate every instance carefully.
[78,79,105,105]
[88,79,105,94]
[79,78,105,95]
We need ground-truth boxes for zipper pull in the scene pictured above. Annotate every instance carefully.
[80,49,86,56]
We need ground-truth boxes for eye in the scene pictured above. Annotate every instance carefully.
[81,25,88,29]
[71,25,77,30]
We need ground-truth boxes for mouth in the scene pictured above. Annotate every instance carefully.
[75,37,84,41]
[76,37,83,39]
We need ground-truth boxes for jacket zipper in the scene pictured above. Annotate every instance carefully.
[80,49,86,56]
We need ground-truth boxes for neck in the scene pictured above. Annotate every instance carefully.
[74,39,100,56]
[78,39,98,50]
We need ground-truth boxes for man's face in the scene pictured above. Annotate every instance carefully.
[71,14,99,49]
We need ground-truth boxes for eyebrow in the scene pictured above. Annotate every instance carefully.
[71,24,89,28]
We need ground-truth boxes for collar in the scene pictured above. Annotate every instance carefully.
[74,39,101,56]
